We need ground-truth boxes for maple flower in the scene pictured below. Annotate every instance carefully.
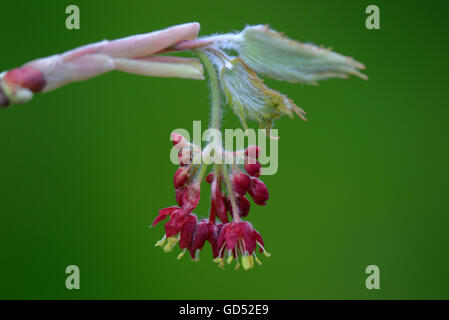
[152,207,198,257]
[215,221,270,270]
[188,219,223,260]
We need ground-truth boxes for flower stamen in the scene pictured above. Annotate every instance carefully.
[177,249,187,260]
[163,235,180,252]
[155,235,167,247]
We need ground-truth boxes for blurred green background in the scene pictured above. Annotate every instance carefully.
[0,0,448,299]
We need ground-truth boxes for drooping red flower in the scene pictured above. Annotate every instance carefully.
[215,221,269,270]
[188,219,223,260]
[153,207,198,256]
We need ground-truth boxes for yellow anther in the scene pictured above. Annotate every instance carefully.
[227,255,234,265]
[241,255,254,270]
[155,238,166,247]
[163,236,179,253]
[248,255,254,268]
[235,262,241,270]
[255,256,262,266]
[263,250,271,258]
[177,249,186,260]
[214,257,223,264]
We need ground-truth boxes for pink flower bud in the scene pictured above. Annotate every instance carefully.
[3,67,46,93]
[173,167,189,189]
[248,178,269,205]
[244,161,261,177]
[178,149,191,165]
[231,172,251,196]
[171,132,186,148]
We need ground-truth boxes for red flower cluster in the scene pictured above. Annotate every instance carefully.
[151,133,270,270]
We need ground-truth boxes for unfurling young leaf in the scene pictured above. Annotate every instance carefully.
[237,25,367,83]
[220,57,306,132]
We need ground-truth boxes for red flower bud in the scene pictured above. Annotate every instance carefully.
[212,179,228,223]
[215,195,228,223]
[206,172,214,184]
[231,172,251,196]
[226,195,251,217]
[248,178,269,205]
[238,195,251,217]
[244,161,261,177]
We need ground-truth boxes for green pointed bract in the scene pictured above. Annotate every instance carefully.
[221,57,306,131]
[239,25,367,83]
